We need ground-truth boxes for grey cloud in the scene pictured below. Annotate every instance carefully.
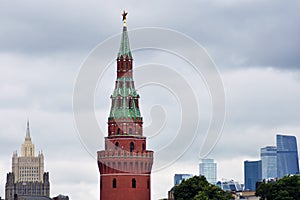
[223,68,300,127]
[1,0,299,70]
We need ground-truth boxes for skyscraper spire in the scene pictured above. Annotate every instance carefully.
[22,120,34,157]
[26,120,31,140]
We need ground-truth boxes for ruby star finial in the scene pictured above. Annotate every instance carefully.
[122,10,128,21]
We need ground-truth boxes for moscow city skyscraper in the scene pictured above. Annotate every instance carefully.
[174,174,193,186]
[277,134,299,178]
[261,146,277,179]
[244,160,262,191]
[199,159,217,184]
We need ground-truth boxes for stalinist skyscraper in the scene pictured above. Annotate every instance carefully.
[5,121,50,200]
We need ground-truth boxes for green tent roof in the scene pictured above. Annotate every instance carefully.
[117,26,132,59]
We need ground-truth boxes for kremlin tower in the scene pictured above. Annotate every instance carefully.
[97,11,154,200]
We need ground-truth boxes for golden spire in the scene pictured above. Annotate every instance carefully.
[122,10,128,27]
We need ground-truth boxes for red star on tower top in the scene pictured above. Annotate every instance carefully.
[122,10,128,21]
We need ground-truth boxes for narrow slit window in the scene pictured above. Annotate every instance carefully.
[130,142,134,152]
[132,178,136,188]
[113,178,117,188]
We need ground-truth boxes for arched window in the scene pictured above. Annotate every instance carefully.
[135,99,139,108]
[129,128,132,135]
[142,143,145,151]
[118,97,122,108]
[117,128,121,135]
[129,98,132,108]
[130,142,135,152]
[113,178,117,188]
[132,178,136,188]
[115,142,119,150]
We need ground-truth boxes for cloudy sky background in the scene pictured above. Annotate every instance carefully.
[1,0,300,199]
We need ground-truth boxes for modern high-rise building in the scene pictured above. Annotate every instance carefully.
[216,180,243,192]
[199,159,217,184]
[5,121,50,200]
[277,134,299,178]
[174,174,193,186]
[97,11,153,200]
[244,160,262,191]
[261,146,277,179]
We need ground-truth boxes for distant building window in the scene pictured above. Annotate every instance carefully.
[129,128,132,135]
[132,178,136,188]
[113,178,117,188]
[142,143,145,151]
[115,142,119,150]
[117,128,121,135]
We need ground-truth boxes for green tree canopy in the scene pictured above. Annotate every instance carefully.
[173,175,233,200]
[255,175,300,200]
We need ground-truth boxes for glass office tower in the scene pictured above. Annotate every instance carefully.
[261,146,277,179]
[244,160,262,191]
[174,174,193,186]
[277,134,299,178]
[199,159,217,184]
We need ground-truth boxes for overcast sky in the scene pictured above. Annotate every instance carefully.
[1,0,300,199]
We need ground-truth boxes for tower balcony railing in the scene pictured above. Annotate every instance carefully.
[108,117,143,123]
[97,150,153,160]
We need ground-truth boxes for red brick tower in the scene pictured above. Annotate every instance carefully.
[97,11,153,200]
